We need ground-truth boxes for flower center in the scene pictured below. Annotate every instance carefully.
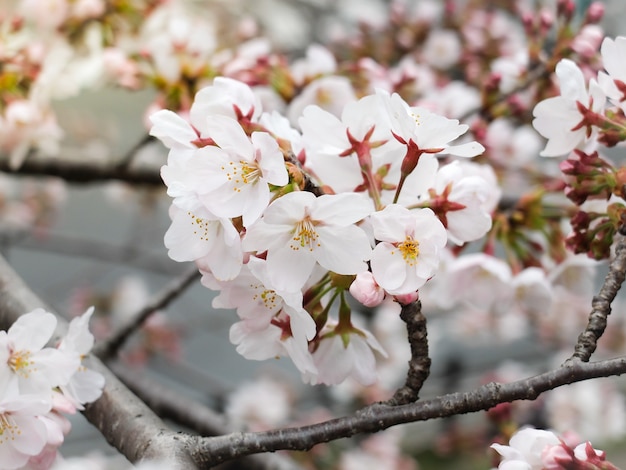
[251,284,280,312]
[222,160,261,192]
[188,211,212,241]
[0,414,20,443]
[290,217,320,252]
[397,236,420,266]
[8,350,34,377]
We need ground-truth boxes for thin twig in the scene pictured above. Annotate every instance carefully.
[565,230,626,364]
[94,266,200,360]
[385,300,431,405]
[115,134,156,171]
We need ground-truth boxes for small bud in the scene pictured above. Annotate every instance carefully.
[394,291,419,305]
[585,2,605,24]
[349,272,385,308]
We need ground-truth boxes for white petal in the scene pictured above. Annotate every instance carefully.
[371,243,408,290]
[149,110,196,149]
[315,225,371,274]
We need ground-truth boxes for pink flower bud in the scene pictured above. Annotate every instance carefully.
[393,291,419,305]
[349,272,385,307]
[586,2,605,23]
[542,443,573,469]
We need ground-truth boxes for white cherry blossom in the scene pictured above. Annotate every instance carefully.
[299,94,403,193]
[533,59,605,157]
[188,115,288,226]
[303,323,386,386]
[0,309,79,395]
[57,308,105,409]
[370,205,447,295]
[429,160,496,244]
[243,192,373,292]
[377,89,485,158]
[164,205,242,281]
[0,385,51,470]
[189,77,262,131]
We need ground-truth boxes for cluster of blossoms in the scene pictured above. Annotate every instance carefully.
[150,75,496,385]
[0,308,104,469]
[532,35,626,259]
[491,427,618,470]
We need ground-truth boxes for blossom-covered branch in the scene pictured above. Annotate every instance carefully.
[0,254,198,469]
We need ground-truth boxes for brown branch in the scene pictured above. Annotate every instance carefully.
[566,231,626,364]
[189,356,626,467]
[110,361,304,470]
[0,156,163,185]
[0,254,198,469]
[385,300,430,405]
[94,265,200,360]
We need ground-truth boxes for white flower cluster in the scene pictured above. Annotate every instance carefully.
[150,76,499,386]
[0,308,104,469]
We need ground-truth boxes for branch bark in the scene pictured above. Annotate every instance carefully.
[386,300,431,405]
[189,356,626,467]
[0,254,199,469]
[566,231,626,364]
[0,156,163,185]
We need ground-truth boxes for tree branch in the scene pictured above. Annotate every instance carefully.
[385,300,431,405]
[94,266,200,360]
[0,156,163,185]
[0,254,198,469]
[110,361,303,470]
[189,356,626,467]
[566,231,626,364]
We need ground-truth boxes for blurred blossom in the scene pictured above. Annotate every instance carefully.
[225,377,292,431]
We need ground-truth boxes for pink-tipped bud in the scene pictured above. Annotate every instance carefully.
[349,272,385,308]
[539,9,554,29]
[557,0,575,20]
[586,2,605,23]
[393,291,419,305]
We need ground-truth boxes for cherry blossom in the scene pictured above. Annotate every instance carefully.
[427,160,496,244]
[0,309,79,395]
[299,93,403,193]
[189,77,262,130]
[303,322,387,386]
[0,385,51,470]
[57,308,105,409]
[533,59,606,157]
[369,204,447,295]
[491,427,561,469]
[243,191,373,292]
[188,115,288,226]
[377,89,485,159]
[164,205,243,281]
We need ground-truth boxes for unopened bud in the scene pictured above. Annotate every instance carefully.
[585,2,605,23]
